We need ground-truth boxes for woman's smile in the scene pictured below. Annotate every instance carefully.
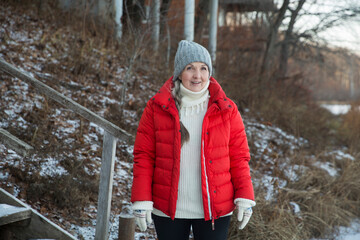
[179,62,209,92]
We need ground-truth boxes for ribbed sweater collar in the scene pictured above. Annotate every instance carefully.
[180,80,210,108]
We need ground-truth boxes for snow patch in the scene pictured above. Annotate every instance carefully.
[313,161,338,177]
[289,202,301,214]
[336,219,360,240]
[39,157,68,177]
[321,104,351,115]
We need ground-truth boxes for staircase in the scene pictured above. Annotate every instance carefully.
[0,57,133,239]
[0,188,76,240]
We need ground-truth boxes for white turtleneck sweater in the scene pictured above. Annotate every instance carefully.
[153,81,210,218]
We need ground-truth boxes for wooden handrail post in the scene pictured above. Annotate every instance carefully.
[95,131,117,240]
[118,213,135,240]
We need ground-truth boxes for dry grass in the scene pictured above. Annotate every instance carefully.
[340,102,360,153]
[227,153,360,240]
[229,197,309,240]
[2,1,360,239]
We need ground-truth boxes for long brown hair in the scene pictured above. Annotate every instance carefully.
[172,79,190,146]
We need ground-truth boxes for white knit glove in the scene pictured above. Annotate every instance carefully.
[132,201,153,231]
[235,198,256,230]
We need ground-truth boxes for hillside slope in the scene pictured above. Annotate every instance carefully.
[0,2,359,239]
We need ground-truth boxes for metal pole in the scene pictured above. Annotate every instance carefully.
[95,131,117,240]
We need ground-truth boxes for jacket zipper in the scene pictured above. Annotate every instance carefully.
[202,139,214,229]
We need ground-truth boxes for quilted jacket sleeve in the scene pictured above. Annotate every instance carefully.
[131,100,156,202]
[229,106,255,201]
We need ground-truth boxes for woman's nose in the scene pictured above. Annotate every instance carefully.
[193,69,201,78]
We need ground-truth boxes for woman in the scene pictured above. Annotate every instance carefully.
[131,40,255,240]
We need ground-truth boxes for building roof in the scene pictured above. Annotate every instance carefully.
[220,0,277,12]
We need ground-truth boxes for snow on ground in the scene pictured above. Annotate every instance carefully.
[1,3,359,239]
[1,81,358,238]
[245,117,308,160]
[320,104,351,115]
[245,117,310,201]
[311,220,360,240]
[336,220,360,240]
[325,150,355,161]
[1,100,322,239]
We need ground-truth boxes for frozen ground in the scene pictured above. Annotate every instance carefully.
[311,220,360,240]
[2,111,358,239]
[0,3,359,240]
[336,220,360,240]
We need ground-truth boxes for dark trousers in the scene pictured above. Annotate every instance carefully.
[152,214,231,240]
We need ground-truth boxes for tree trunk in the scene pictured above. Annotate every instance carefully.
[151,0,160,51]
[160,0,172,33]
[114,0,124,40]
[349,55,355,99]
[98,0,111,20]
[209,0,218,65]
[259,0,290,79]
[123,0,145,33]
[194,0,209,42]
[59,0,72,10]
[184,0,195,41]
[278,0,306,79]
[218,7,226,27]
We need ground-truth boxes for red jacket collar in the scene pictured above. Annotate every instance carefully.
[153,76,231,112]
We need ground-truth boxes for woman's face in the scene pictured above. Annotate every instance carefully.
[179,62,209,92]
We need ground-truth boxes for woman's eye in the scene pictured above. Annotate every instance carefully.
[202,67,207,71]
[186,66,192,70]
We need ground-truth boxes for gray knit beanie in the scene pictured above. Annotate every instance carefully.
[173,40,212,81]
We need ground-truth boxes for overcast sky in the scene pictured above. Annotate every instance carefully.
[293,0,360,53]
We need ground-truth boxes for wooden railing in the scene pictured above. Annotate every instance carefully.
[0,128,33,156]
[0,58,134,240]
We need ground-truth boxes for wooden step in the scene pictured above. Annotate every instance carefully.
[0,188,76,240]
[0,204,31,226]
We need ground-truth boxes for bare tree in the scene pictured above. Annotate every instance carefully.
[194,0,210,41]
[117,1,152,117]
[259,0,360,81]
[160,0,172,32]
[278,0,306,79]
[122,0,146,34]
[260,0,290,79]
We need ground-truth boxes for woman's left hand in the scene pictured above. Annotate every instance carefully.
[235,198,256,229]
[237,206,253,229]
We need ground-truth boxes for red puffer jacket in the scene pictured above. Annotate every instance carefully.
[131,77,254,221]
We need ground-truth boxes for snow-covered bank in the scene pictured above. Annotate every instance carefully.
[1,2,360,240]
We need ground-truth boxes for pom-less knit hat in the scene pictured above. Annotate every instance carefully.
[173,40,212,81]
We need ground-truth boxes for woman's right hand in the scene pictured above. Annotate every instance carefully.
[132,201,154,231]
[133,209,152,231]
